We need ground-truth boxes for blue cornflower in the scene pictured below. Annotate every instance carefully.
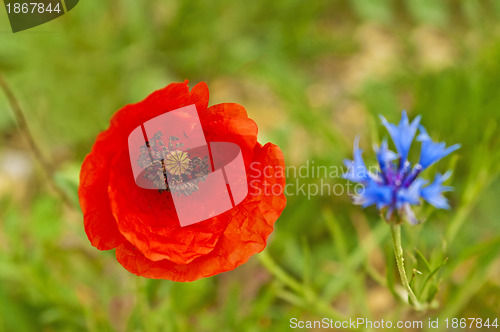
[343,111,460,225]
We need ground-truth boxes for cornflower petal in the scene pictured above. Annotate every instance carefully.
[396,178,426,208]
[420,172,453,209]
[417,125,461,169]
[343,137,371,183]
[375,139,398,173]
[402,204,419,225]
[354,179,392,209]
[380,111,421,164]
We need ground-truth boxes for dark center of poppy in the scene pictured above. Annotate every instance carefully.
[137,131,210,196]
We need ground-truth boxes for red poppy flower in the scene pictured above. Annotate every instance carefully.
[78,81,286,282]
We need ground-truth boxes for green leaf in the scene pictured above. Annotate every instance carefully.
[419,258,448,301]
[414,248,432,273]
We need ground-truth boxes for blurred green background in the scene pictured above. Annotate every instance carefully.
[1,0,500,331]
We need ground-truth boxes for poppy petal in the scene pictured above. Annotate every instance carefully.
[202,103,258,165]
[79,129,126,250]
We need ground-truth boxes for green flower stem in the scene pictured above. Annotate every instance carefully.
[0,73,73,208]
[390,223,423,311]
